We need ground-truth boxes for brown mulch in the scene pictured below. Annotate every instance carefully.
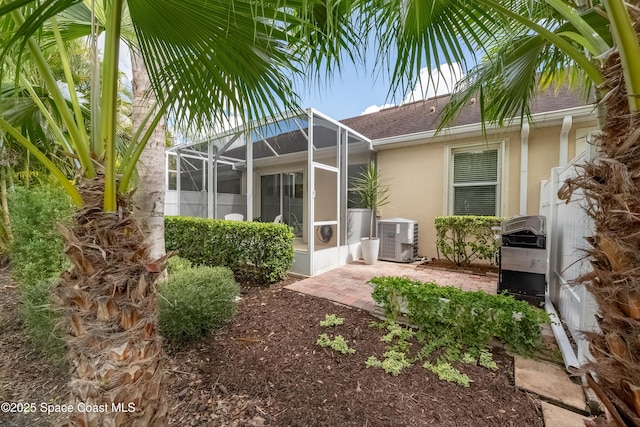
[420,258,499,276]
[0,271,543,426]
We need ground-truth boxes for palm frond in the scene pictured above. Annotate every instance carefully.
[369,0,512,101]
[129,0,356,132]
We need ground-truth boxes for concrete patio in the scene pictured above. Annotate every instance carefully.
[285,260,497,313]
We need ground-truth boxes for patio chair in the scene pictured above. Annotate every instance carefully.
[290,212,303,235]
[224,213,244,221]
[273,214,283,224]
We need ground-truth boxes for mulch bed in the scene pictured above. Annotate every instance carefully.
[1,271,543,426]
[420,258,499,276]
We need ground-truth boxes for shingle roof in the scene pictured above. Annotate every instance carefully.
[340,87,592,140]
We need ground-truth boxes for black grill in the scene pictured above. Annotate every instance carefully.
[498,216,547,306]
[501,231,545,249]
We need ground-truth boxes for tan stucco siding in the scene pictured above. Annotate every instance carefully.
[526,125,562,215]
[377,118,598,259]
[378,142,444,258]
[378,133,514,258]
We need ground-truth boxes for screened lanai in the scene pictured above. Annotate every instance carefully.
[165,109,375,276]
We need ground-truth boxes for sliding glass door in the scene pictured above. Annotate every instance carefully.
[260,172,303,237]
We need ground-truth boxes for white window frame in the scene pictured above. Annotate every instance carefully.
[444,141,507,216]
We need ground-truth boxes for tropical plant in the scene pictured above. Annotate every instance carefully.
[352,161,390,239]
[0,1,360,425]
[369,0,640,423]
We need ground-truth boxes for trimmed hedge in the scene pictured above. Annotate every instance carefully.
[165,216,294,283]
[158,266,239,344]
[435,215,504,266]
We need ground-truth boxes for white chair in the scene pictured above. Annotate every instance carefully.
[290,212,303,235]
[224,213,244,221]
[273,214,283,224]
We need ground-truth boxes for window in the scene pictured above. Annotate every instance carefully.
[450,146,500,216]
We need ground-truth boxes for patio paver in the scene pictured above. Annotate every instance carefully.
[514,356,587,413]
[284,260,497,314]
[541,402,593,427]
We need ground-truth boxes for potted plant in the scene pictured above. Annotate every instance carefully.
[353,162,390,264]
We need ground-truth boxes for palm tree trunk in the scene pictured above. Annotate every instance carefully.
[131,51,166,260]
[559,8,640,425]
[55,177,169,426]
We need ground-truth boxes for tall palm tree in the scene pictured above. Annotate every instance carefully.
[0,0,359,425]
[369,0,640,423]
[130,51,167,260]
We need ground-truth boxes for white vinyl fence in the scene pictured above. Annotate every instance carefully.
[539,149,600,367]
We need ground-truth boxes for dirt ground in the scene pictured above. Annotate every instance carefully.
[0,270,543,427]
[421,258,499,276]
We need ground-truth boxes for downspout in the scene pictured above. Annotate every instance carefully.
[520,122,530,215]
[559,116,573,167]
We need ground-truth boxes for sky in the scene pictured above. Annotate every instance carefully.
[116,41,467,124]
[296,62,464,120]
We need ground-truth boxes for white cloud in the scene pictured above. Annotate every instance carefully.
[404,63,464,103]
[360,103,396,115]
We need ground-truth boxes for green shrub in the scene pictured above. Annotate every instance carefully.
[18,278,67,368]
[167,256,193,274]
[165,216,294,283]
[369,276,549,354]
[158,266,240,343]
[434,215,503,266]
[8,185,73,283]
[8,185,73,366]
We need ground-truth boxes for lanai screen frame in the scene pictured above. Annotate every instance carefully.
[166,108,374,275]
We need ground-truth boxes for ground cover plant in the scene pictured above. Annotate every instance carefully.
[367,276,549,387]
[370,276,549,354]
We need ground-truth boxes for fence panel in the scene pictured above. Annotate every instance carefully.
[540,150,599,365]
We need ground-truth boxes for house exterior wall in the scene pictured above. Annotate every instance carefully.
[526,125,562,215]
[377,118,598,259]
[377,142,444,256]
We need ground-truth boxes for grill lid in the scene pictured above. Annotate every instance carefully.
[501,215,546,236]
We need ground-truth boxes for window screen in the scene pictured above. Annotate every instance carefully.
[452,149,498,215]
[167,154,177,190]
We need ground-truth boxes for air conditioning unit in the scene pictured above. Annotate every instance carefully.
[378,218,418,262]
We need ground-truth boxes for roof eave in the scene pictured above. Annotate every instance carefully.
[372,104,597,150]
